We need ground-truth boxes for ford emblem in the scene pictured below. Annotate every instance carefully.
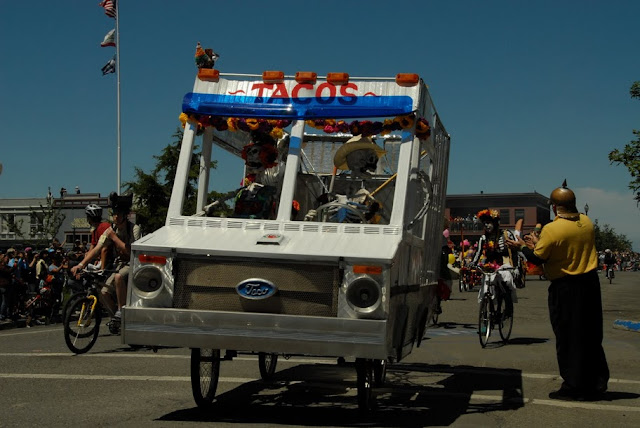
[236,278,277,300]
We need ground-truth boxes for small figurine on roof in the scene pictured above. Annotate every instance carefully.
[195,42,219,69]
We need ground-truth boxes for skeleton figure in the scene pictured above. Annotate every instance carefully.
[344,148,380,178]
[305,135,386,223]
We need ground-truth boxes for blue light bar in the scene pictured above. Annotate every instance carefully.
[182,93,414,119]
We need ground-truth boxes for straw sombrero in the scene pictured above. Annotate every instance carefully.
[333,135,386,171]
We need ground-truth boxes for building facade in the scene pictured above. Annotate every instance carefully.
[0,193,109,251]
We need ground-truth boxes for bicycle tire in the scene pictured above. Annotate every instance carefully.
[191,348,220,409]
[458,275,464,293]
[478,296,491,348]
[498,295,514,343]
[258,352,278,380]
[61,292,85,322]
[63,296,101,354]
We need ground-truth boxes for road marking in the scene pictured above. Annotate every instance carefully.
[0,373,637,412]
[0,352,639,385]
[0,327,61,337]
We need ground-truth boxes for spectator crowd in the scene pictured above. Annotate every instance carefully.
[0,238,87,326]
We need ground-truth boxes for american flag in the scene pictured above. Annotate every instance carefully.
[99,0,117,19]
[101,55,116,75]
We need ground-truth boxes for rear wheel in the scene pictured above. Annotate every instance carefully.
[63,296,101,354]
[458,275,464,293]
[355,358,375,412]
[478,297,491,348]
[498,295,514,343]
[258,352,278,380]
[191,348,220,409]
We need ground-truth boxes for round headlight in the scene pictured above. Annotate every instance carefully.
[132,265,163,299]
[346,276,381,313]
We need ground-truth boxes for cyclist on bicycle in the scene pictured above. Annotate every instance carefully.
[603,249,616,279]
[71,193,141,322]
[470,209,520,312]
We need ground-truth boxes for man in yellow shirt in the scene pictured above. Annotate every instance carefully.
[508,180,609,401]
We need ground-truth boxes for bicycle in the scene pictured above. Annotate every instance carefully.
[605,265,615,284]
[62,269,119,354]
[476,265,515,348]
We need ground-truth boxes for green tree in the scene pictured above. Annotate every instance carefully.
[124,128,228,235]
[593,220,632,252]
[609,81,640,204]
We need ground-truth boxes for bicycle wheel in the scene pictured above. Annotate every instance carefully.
[63,296,101,354]
[478,296,491,348]
[355,358,374,412]
[258,352,278,380]
[191,348,220,409]
[458,275,464,293]
[498,295,514,343]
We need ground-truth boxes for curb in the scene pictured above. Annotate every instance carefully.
[613,319,640,333]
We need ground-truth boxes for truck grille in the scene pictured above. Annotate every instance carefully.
[173,258,340,317]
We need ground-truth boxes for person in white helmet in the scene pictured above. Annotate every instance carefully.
[603,249,616,279]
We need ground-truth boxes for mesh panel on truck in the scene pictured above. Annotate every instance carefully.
[173,258,340,317]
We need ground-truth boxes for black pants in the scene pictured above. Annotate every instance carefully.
[548,270,609,393]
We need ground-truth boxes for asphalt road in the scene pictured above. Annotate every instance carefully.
[1,271,639,427]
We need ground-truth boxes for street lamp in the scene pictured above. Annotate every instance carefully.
[584,203,589,216]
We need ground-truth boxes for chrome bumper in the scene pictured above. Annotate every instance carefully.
[122,307,389,359]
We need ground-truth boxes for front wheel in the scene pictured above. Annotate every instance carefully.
[478,297,491,348]
[458,275,464,293]
[191,348,220,409]
[63,296,101,354]
[258,352,278,380]
[498,295,514,343]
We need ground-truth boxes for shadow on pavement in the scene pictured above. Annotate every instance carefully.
[157,362,525,427]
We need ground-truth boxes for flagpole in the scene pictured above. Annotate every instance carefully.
[115,1,121,193]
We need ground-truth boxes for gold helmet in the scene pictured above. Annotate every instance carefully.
[550,179,579,219]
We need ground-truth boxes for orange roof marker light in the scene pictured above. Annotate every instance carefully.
[138,254,167,265]
[395,73,420,87]
[198,68,219,82]
[326,72,349,85]
[262,70,285,84]
[353,265,383,275]
[295,71,317,84]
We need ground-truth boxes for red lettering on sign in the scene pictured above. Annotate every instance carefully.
[316,82,336,99]
[251,83,274,97]
[340,83,357,97]
[271,83,289,98]
[292,83,314,98]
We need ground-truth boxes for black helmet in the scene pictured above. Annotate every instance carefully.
[85,204,103,218]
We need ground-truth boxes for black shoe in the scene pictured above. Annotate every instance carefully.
[548,388,583,401]
[548,388,605,402]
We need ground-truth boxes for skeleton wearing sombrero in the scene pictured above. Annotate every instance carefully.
[306,135,386,223]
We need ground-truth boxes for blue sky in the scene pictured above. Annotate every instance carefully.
[1,1,639,249]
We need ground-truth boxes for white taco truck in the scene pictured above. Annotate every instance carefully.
[122,67,450,411]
